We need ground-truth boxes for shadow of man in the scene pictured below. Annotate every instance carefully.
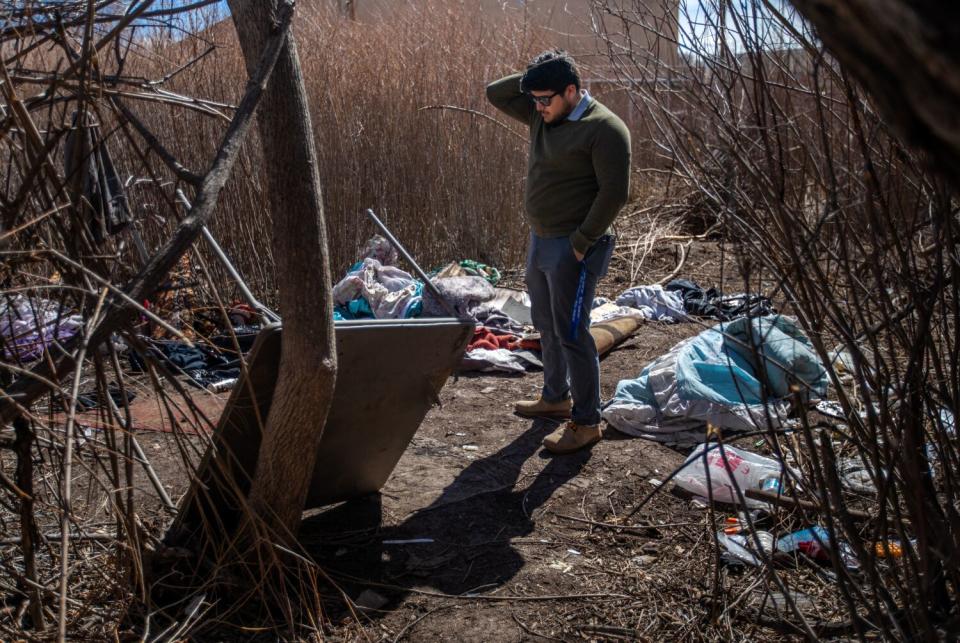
[299,416,594,613]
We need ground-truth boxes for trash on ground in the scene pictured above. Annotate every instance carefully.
[777,526,832,561]
[207,377,237,393]
[717,529,775,566]
[603,315,828,444]
[674,443,798,508]
[838,455,878,494]
[874,540,911,558]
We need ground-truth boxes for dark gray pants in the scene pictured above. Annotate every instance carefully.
[525,233,614,425]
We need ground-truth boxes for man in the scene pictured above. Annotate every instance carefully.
[486,50,631,454]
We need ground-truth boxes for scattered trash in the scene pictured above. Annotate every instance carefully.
[758,474,782,493]
[424,275,495,318]
[632,555,657,566]
[717,530,775,566]
[590,301,647,324]
[567,548,582,556]
[462,444,479,451]
[838,455,878,494]
[67,383,137,412]
[874,540,908,558]
[549,560,574,573]
[815,400,846,419]
[839,542,861,570]
[207,377,237,393]
[648,478,663,487]
[334,257,423,319]
[690,496,709,509]
[829,343,875,385]
[675,443,797,508]
[777,526,831,561]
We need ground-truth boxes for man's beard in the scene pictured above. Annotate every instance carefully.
[546,99,576,126]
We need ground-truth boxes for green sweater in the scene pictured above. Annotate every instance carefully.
[486,73,631,254]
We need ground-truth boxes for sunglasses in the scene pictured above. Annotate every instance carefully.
[528,91,559,106]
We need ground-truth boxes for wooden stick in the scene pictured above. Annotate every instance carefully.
[744,488,874,521]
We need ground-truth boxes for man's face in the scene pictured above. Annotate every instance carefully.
[529,84,579,124]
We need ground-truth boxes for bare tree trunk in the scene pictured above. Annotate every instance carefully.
[788,1,960,187]
[227,0,337,538]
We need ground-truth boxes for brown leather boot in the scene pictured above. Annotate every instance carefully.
[513,397,572,419]
[542,421,601,454]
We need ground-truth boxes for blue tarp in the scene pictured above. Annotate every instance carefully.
[604,315,828,442]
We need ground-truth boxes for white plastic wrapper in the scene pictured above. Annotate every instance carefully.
[675,443,795,507]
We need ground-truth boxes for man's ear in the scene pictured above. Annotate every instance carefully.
[565,84,579,101]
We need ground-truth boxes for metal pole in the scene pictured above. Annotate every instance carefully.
[176,189,281,323]
[364,208,459,318]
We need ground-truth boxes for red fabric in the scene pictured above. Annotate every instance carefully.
[468,328,542,352]
[468,328,516,351]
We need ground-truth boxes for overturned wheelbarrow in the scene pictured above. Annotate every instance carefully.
[170,317,473,539]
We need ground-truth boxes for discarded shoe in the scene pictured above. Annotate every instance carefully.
[542,421,601,454]
[514,396,572,419]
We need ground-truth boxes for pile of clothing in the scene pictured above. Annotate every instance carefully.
[610,279,773,324]
[0,295,84,362]
[332,236,545,373]
[129,337,242,389]
[461,322,543,374]
[665,279,773,321]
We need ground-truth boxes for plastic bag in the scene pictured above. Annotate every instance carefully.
[717,530,775,566]
[675,443,789,507]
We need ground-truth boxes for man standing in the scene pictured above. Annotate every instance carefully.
[486,50,631,454]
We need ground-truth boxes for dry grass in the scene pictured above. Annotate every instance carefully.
[107,1,557,303]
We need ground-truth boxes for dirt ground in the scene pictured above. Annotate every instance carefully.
[90,241,848,641]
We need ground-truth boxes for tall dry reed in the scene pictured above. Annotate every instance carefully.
[118,1,557,303]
